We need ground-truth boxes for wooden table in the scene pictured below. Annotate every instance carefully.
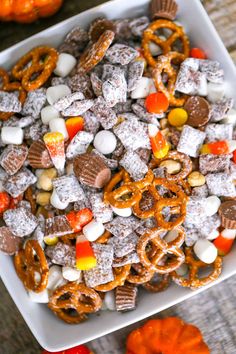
[0,1,236,353]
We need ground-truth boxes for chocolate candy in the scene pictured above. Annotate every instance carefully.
[0,226,22,255]
[150,0,178,21]
[184,96,210,127]
[219,201,236,229]
[73,153,111,189]
[28,140,53,169]
[115,283,138,312]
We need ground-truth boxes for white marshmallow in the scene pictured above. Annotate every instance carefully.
[47,265,66,291]
[176,264,188,276]
[207,229,220,240]
[221,229,236,239]
[46,85,71,105]
[228,140,236,153]
[93,130,117,155]
[62,266,82,282]
[102,290,116,311]
[83,219,105,242]
[193,239,218,264]
[49,118,69,140]
[111,206,132,217]
[131,77,152,99]
[28,289,49,303]
[222,108,236,126]
[204,196,221,216]
[41,105,60,125]
[207,82,225,103]
[50,189,69,210]
[164,229,178,243]
[54,53,77,78]
[1,127,23,145]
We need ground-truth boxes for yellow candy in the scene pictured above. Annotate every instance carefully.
[200,144,211,154]
[168,108,188,127]
[44,236,59,246]
[76,257,97,271]
[153,143,170,159]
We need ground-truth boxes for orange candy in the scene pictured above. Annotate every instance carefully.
[0,192,10,214]
[213,230,236,256]
[190,48,207,59]
[66,116,84,141]
[233,150,236,164]
[66,208,93,233]
[200,140,229,155]
[76,234,97,271]
[145,92,169,114]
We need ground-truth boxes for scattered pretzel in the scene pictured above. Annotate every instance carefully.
[142,19,190,67]
[137,226,185,274]
[94,264,131,292]
[48,282,102,324]
[14,240,48,292]
[96,230,112,244]
[78,30,115,73]
[142,273,170,292]
[0,68,27,121]
[171,247,223,289]
[25,186,37,215]
[60,233,77,245]
[127,263,155,285]
[152,52,187,107]
[12,46,58,91]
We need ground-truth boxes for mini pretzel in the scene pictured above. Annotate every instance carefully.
[137,226,185,274]
[94,264,131,292]
[60,233,77,245]
[48,282,102,324]
[25,186,37,215]
[0,68,27,121]
[142,273,170,292]
[142,19,190,67]
[152,52,187,107]
[127,263,155,285]
[96,230,112,244]
[104,170,142,209]
[171,248,223,289]
[78,30,115,73]
[153,178,187,229]
[150,151,192,182]
[12,46,58,91]
[14,240,48,292]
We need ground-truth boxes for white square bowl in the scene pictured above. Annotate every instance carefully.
[0,0,236,351]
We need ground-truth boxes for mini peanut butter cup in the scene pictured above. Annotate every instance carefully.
[219,201,236,229]
[74,153,111,189]
[150,0,178,21]
[184,96,210,128]
[115,283,138,312]
[28,140,53,169]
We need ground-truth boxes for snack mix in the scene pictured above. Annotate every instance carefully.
[0,0,236,325]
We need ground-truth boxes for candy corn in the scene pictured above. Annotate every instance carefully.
[190,48,207,59]
[66,208,93,233]
[76,234,97,271]
[66,116,84,141]
[0,192,10,214]
[233,150,236,164]
[213,229,236,256]
[145,92,169,114]
[43,132,65,171]
[200,140,236,155]
[148,124,170,159]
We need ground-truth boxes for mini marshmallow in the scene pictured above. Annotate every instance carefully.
[41,105,60,125]
[49,118,69,140]
[54,53,77,78]
[193,239,218,264]
[62,266,82,282]
[93,130,117,155]
[102,290,116,311]
[47,265,66,291]
[204,196,221,216]
[207,229,220,240]
[28,289,49,303]
[50,189,69,210]
[131,77,152,99]
[221,229,236,239]
[46,85,71,105]
[1,127,24,145]
[176,263,188,276]
[83,219,105,242]
[207,82,225,103]
[222,108,236,126]
[164,229,178,243]
[111,206,132,217]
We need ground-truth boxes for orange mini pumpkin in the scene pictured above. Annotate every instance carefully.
[0,0,63,23]
[126,317,210,354]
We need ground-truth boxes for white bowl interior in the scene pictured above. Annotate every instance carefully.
[0,0,236,351]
